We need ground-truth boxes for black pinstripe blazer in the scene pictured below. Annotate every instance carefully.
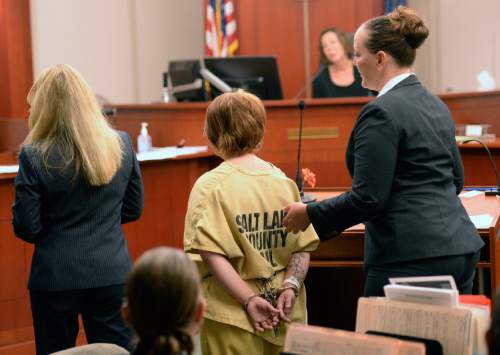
[307,76,484,267]
[12,131,144,291]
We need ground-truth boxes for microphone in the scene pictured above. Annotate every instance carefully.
[199,68,232,93]
[102,107,116,117]
[457,137,500,196]
[295,100,316,203]
[293,68,324,99]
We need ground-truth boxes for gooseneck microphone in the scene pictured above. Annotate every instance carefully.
[101,107,116,117]
[295,100,316,203]
[459,137,500,196]
[295,100,305,189]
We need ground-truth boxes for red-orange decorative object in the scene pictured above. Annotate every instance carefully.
[301,168,316,188]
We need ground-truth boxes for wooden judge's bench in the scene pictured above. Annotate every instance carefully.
[1,91,500,354]
[109,91,500,187]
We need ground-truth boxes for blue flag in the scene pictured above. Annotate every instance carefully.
[384,0,407,13]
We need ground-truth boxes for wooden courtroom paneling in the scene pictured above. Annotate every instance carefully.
[123,153,220,259]
[235,0,383,98]
[0,119,28,154]
[107,103,209,151]
[236,0,305,98]
[0,0,33,118]
[442,90,500,135]
[458,139,500,187]
[109,91,500,188]
[0,177,35,355]
[111,98,370,187]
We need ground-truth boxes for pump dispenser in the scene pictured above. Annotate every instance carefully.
[137,122,152,153]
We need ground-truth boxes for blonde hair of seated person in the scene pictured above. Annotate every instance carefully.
[24,64,123,186]
[123,247,205,355]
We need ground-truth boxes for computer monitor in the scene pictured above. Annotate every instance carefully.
[204,56,283,100]
[167,60,206,102]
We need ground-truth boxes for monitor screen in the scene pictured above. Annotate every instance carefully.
[204,56,283,100]
[168,60,206,102]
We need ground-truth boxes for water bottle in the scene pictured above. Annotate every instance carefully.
[137,122,152,153]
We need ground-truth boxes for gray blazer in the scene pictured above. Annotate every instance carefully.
[307,75,484,267]
[12,131,143,290]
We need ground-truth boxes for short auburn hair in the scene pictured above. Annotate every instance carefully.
[205,91,266,158]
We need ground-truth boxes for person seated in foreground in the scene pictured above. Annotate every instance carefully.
[123,247,206,355]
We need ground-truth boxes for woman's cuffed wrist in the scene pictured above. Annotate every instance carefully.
[243,293,260,312]
[283,276,301,290]
[278,285,298,297]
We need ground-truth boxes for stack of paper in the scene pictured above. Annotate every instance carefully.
[0,165,19,174]
[459,298,491,355]
[468,214,494,229]
[284,323,425,355]
[383,284,459,308]
[356,297,472,355]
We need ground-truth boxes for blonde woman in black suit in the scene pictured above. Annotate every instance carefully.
[12,64,144,354]
[283,7,484,296]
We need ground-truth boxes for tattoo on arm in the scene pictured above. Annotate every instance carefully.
[286,252,309,283]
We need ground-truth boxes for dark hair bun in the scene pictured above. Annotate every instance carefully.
[388,6,429,49]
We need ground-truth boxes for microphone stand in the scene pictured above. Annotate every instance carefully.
[458,137,500,196]
[199,68,233,93]
[295,100,316,203]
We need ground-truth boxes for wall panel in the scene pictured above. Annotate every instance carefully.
[236,0,305,98]
[0,0,33,118]
[235,0,383,98]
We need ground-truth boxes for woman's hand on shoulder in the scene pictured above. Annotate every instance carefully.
[283,202,310,233]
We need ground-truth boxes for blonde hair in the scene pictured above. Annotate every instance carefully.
[126,247,201,355]
[24,64,123,186]
[204,91,266,158]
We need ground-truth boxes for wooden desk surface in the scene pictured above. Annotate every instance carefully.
[107,93,500,188]
[309,188,500,231]
[307,188,500,298]
[458,138,500,149]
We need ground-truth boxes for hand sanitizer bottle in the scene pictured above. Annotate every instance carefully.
[137,122,152,153]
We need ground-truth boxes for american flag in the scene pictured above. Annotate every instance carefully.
[205,0,238,57]
[384,0,407,13]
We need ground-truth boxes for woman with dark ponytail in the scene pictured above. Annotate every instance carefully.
[284,6,484,296]
[124,247,206,355]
